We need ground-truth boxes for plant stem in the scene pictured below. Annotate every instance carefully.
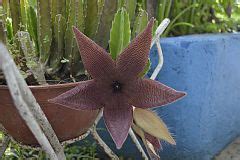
[150,39,163,80]
[129,128,149,160]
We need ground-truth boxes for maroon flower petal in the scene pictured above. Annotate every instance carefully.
[145,132,162,151]
[73,27,116,80]
[103,103,133,149]
[49,80,103,110]
[116,18,154,79]
[128,78,186,108]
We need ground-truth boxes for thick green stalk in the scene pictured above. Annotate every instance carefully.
[126,0,137,24]
[84,0,99,39]
[20,0,28,30]
[49,0,66,74]
[9,0,21,35]
[75,0,85,30]
[146,0,157,18]
[65,0,85,77]
[132,8,150,77]
[37,0,52,65]
[139,0,146,10]
[95,0,118,49]
[49,14,66,74]
[9,0,23,59]
[118,0,137,26]
[132,8,148,38]
[64,0,76,68]
[71,0,85,77]
[18,31,46,84]
[2,0,9,27]
[51,0,66,22]
[109,8,131,60]
[96,0,105,32]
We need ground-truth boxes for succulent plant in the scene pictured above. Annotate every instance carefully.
[0,0,157,85]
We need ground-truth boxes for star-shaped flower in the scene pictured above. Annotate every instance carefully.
[49,18,185,149]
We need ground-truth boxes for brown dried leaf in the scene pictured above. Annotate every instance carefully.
[133,108,176,145]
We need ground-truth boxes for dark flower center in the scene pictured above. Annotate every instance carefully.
[111,81,123,93]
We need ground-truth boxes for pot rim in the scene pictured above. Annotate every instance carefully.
[0,81,81,90]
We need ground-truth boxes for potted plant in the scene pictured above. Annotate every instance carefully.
[0,0,187,159]
[2,0,238,159]
[0,0,103,146]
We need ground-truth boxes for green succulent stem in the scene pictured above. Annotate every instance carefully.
[37,0,52,65]
[109,8,131,60]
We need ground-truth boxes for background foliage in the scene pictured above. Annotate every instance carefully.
[0,0,239,85]
[0,132,98,159]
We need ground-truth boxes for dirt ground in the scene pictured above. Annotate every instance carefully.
[214,137,240,160]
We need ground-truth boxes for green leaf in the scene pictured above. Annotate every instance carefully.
[6,17,13,43]
[171,22,194,29]
[163,3,197,36]
[27,6,38,54]
[109,8,131,60]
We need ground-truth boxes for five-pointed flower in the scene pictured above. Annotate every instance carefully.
[49,18,186,149]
